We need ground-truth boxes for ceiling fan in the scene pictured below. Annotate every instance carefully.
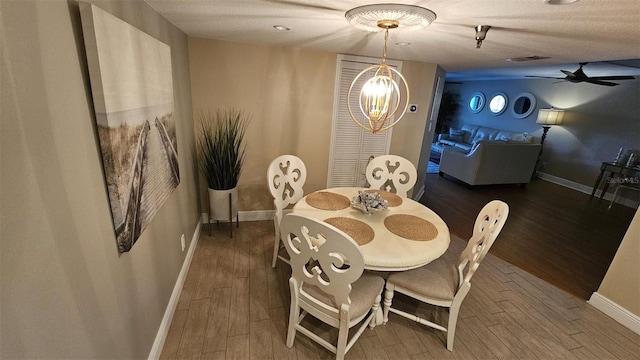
[528,62,635,86]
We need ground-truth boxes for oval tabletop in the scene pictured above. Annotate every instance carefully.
[292,187,450,271]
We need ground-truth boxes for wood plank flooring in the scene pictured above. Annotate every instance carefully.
[421,174,636,300]
[160,220,639,360]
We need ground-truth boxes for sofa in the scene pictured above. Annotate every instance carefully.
[439,140,542,186]
[431,124,536,157]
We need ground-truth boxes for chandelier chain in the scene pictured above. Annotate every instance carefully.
[382,28,389,63]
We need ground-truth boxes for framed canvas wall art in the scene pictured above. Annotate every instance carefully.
[80,3,180,253]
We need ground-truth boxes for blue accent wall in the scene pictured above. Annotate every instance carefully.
[443,78,640,187]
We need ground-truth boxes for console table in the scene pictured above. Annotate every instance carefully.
[590,162,640,199]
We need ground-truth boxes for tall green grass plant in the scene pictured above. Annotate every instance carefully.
[197,109,249,190]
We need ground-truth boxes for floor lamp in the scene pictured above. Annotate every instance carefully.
[533,108,564,178]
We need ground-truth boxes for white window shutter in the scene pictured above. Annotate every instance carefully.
[327,55,401,188]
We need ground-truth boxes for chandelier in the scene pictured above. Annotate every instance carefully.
[345,4,436,133]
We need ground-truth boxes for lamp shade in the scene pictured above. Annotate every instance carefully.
[536,108,565,125]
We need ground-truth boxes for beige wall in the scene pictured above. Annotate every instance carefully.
[7,1,635,357]
[597,207,640,316]
[189,38,437,210]
[1,0,198,358]
[389,63,441,196]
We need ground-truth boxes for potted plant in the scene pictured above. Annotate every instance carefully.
[197,108,250,222]
[435,91,461,135]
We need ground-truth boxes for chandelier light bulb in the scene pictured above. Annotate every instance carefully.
[361,74,395,119]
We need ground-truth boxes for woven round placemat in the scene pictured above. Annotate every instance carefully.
[365,189,402,207]
[384,214,438,241]
[325,217,374,245]
[305,192,351,210]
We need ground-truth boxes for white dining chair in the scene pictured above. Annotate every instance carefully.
[366,155,417,197]
[267,155,307,268]
[280,213,385,360]
[382,200,509,351]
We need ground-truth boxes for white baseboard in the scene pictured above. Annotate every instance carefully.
[588,292,640,335]
[148,219,202,360]
[202,210,274,223]
[537,172,638,208]
[239,210,274,222]
[537,172,595,195]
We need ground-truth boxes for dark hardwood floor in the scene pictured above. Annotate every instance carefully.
[419,174,636,300]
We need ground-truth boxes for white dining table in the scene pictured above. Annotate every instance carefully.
[292,187,450,272]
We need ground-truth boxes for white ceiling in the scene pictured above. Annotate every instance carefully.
[144,0,640,81]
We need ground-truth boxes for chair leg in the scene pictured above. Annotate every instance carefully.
[271,235,280,268]
[336,310,349,360]
[382,284,394,324]
[286,306,298,348]
[446,303,461,351]
[271,221,281,268]
[286,280,299,348]
[370,293,382,329]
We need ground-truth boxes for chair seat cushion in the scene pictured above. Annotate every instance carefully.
[386,258,458,301]
[302,273,384,319]
[439,139,462,147]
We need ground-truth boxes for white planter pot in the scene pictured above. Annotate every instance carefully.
[208,187,238,221]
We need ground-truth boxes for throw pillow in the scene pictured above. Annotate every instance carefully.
[448,128,465,142]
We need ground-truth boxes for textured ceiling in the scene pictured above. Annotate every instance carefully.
[144,0,640,80]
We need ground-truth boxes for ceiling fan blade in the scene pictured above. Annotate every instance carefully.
[525,75,563,79]
[583,78,619,86]
[587,75,635,81]
[560,70,576,77]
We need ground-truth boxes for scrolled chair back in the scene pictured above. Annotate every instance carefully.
[280,213,364,308]
[458,200,509,284]
[268,155,307,215]
[366,155,417,197]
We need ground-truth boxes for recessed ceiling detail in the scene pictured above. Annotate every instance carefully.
[345,4,436,32]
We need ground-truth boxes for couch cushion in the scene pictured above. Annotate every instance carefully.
[472,127,502,143]
[439,139,460,147]
[454,143,473,152]
[431,143,445,154]
[460,124,479,144]
[448,128,466,142]
[457,124,536,146]
[471,139,508,152]
[495,130,516,141]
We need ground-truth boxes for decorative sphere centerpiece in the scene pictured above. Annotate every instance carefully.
[351,190,388,215]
